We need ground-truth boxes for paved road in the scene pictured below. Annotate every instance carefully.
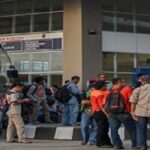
[0,140,147,150]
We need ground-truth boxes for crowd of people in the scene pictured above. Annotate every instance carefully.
[80,73,150,150]
[0,73,150,150]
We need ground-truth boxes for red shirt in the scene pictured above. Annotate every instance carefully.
[90,89,109,112]
[106,85,133,113]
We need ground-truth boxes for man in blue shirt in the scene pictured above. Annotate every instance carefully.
[61,76,81,126]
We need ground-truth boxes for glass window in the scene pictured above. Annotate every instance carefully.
[117,14,133,32]
[51,0,63,11]
[43,62,48,71]
[53,38,62,50]
[33,61,43,71]
[51,12,63,31]
[32,53,49,72]
[15,15,30,33]
[102,13,114,31]
[117,53,134,72]
[0,1,14,16]
[116,0,133,13]
[16,0,33,14]
[0,17,12,34]
[33,14,49,32]
[136,15,150,34]
[50,52,63,71]
[1,54,10,73]
[102,0,115,12]
[137,54,150,67]
[11,53,30,72]
[103,53,114,71]
[34,0,50,12]
[135,0,150,15]
[20,61,30,72]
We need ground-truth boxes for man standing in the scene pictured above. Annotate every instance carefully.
[6,83,31,143]
[61,76,81,126]
[98,72,112,89]
[130,75,150,150]
[27,76,51,124]
[106,78,136,149]
[90,80,112,148]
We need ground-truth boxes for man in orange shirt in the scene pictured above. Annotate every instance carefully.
[106,78,136,149]
[90,80,112,148]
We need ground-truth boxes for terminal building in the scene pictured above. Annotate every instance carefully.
[0,0,150,88]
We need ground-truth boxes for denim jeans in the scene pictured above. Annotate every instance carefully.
[61,96,79,125]
[80,112,97,143]
[136,117,150,150]
[108,113,136,148]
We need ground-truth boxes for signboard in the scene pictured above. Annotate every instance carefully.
[0,32,63,52]
[2,41,22,51]
[23,39,53,51]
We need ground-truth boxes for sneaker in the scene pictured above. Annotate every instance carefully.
[98,144,113,148]
[6,140,18,143]
[134,147,145,150]
[132,146,139,149]
[87,141,95,146]
[18,140,32,144]
[71,122,80,126]
[114,146,124,149]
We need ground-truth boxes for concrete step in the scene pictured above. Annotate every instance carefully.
[24,123,126,140]
[4,123,149,141]
[24,123,82,140]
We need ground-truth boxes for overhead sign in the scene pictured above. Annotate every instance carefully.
[2,41,22,51]
[23,39,53,51]
[0,32,63,51]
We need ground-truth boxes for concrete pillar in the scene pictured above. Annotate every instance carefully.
[63,0,102,89]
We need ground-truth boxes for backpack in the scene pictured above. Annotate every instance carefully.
[54,84,72,103]
[105,86,125,114]
[22,84,38,98]
[2,91,15,113]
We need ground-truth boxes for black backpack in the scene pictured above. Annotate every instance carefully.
[105,86,125,114]
[54,84,72,103]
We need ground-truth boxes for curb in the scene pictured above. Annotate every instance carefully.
[24,124,125,140]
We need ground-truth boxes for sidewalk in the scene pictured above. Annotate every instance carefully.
[0,140,150,150]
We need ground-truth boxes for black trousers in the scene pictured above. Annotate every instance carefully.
[93,110,112,146]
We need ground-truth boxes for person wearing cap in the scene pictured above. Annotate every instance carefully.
[90,80,112,148]
[130,75,150,150]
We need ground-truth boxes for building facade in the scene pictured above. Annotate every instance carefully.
[0,0,150,88]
